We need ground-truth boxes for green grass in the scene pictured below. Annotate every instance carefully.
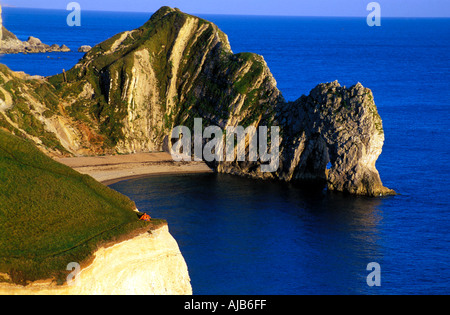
[0,130,161,285]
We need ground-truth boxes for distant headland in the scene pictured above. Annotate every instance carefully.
[0,4,71,54]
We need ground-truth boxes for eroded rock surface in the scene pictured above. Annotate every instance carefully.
[279,81,394,196]
[78,45,92,53]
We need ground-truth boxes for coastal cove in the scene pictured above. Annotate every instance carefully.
[0,7,449,295]
[110,171,449,295]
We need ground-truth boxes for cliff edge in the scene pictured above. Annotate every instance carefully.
[0,130,191,293]
[0,225,192,295]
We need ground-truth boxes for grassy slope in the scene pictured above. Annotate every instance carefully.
[0,130,158,285]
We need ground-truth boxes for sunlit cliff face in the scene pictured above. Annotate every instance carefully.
[0,225,192,295]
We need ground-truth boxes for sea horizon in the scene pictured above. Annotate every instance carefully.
[4,6,450,19]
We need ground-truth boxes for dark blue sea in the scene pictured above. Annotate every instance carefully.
[1,8,449,295]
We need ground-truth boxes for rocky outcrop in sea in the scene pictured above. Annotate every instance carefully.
[0,35,71,54]
[0,4,71,54]
[227,81,395,196]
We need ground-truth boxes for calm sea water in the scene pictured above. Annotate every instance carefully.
[1,8,449,294]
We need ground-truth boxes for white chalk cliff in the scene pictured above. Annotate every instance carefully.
[0,225,192,295]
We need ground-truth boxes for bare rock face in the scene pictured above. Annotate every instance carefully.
[210,80,394,196]
[27,36,41,45]
[0,7,394,196]
[60,44,71,52]
[78,45,92,53]
[276,81,395,196]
